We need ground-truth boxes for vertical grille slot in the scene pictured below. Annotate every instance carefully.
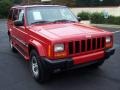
[68,42,73,54]
[81,40,86,52]
[102,37,105,48]
[92,38,96,50]
[75,41,80,53]
[68,37,105,55]
[87,39,91,51]
[97,38,101,49]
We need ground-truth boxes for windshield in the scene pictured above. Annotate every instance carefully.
[26,6,78,25]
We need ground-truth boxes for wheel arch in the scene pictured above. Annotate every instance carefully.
[28,40,46,57]
[8,31,10,36]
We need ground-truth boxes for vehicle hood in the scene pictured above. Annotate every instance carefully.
[28,23,110,41]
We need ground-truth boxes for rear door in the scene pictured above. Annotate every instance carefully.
[7,9,14,35]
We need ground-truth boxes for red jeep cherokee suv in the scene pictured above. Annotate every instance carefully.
[7,5,115,82]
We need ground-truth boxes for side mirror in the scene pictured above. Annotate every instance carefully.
[77,17,81,22]
[14,20,24,26]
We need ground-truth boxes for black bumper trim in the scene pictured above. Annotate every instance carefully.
[41,47,115,73]
[42,58,73,72]
[105,47,115,59]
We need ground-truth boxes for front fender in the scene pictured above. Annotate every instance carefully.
[29,40,46,56]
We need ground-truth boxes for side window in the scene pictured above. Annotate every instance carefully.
[13,9,19,21]
[8,9,13,20]
[18,10,24,22]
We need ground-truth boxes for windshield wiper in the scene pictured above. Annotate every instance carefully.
[31,20,77,25]
[52,19,76,23]
[31,20,50,25]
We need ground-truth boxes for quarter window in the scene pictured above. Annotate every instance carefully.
[13,9,19,21]
[8,9,13,20]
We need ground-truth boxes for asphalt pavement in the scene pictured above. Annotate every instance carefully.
[0,19,120,90]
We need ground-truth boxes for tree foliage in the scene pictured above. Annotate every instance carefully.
[0,0,120,18]
[76,0,120,7]
[22,0,41,4]
[11,0,22,4]
[51,0,76,6]
[0,0,13,18]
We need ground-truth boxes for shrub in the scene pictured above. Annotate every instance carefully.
[114,16,120,25]
[77,12,120,25]
[77,12,90,20]
[90,12,105,24]
[96,15,120,25]
[106,15,116,24]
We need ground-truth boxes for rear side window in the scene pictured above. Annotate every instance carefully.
[8,9,13,20]
[12,9,19,21]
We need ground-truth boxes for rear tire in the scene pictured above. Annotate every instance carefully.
[30,50,50,83]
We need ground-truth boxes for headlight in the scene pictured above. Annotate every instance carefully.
[106,36,111,43]
[54,44,64,52]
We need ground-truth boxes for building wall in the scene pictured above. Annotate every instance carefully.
[71,6,120,16]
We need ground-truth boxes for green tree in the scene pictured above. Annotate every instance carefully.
[22,0,41,4]
[51,0,76,7]
[0,0,13,18]
[12,0,22,4]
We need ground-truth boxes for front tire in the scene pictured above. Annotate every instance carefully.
[30,50,50,83]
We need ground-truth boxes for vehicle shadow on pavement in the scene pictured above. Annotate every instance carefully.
[43,66,103,84]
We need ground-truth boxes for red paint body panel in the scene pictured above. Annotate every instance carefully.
[28,23,111,41]
[29,40,46,56]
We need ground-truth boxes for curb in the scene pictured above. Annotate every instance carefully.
[91,24,120,29]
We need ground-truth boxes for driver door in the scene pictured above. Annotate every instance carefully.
[13,9,28,56]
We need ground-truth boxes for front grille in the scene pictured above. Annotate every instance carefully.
[81,40,85,52]
[68,42,73,54]
[68,37,105,55]
[92,38,96,50]
[87,39,91,51]
[75,41,80,53]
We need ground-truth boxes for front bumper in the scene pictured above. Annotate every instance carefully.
[42,47,115,73]
[105,47,115,59]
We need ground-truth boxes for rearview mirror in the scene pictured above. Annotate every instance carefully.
[14,20,24,26]
[77,17,81,22]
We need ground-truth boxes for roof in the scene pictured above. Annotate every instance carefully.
[12,5,66,9]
